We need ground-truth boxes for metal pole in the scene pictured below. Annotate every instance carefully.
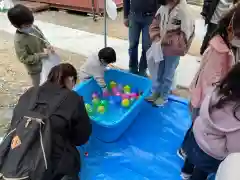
[104,0,107,47]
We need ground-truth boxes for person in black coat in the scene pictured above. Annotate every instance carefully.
[200,0,236,55]
[12,63,92,180]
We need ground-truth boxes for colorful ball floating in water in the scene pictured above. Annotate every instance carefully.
[110,81,117,89]
[121,99,130,107]
[123,85,131,93]
[84,82,142,116]
[97,105,105,114]
[92,98,100,106]
[92,93,98,99]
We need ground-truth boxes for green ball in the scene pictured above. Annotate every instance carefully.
[100,100,108,107]
[123,85,131,93]
[97,105,105,114]
[92,98,100,106]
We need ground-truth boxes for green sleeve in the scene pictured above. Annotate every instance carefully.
[14,40,48,65]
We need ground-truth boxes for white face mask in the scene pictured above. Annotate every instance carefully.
[231,37,240,48]
[19,26,33,34]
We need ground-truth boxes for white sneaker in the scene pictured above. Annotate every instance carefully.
[181,172,191,180]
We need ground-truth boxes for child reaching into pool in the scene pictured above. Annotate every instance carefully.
[181,63,240,180]
[79,47,116,89]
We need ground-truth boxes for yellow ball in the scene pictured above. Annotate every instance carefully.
[121,99,130,107]
[97,105,105,114]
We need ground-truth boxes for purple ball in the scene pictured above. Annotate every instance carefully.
[112,87,118,94]
[92,93,98,99]
[117,84,123,91]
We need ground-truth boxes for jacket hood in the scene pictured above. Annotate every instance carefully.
[201,89,240,133]
[209,35,230,53]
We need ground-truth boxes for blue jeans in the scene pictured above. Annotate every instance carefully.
[128,13,153,73]
[182,108,200,150]
[152,56,180,99]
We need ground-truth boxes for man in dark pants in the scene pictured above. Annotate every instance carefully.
[123,0,159,76]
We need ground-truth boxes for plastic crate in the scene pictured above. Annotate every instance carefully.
[74,69,151,142]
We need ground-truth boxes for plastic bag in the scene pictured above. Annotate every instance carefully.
[0,0,13,11]
[146,42,164,64]
[106,0,117,20]
[40,53,61,85]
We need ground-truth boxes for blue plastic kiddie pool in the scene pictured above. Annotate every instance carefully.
[74,69,152,142]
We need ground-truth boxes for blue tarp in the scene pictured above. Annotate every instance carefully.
[78,96,215,180]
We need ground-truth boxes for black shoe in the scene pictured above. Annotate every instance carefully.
[138,70,148,77]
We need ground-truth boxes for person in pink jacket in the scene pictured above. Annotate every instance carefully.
[181,62,240,180]
[178,4,240,164]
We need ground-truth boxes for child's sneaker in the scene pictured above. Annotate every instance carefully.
[145,92,160,102]
[153,97,168,107]
[181,172,191,180]
[177,148,187,160]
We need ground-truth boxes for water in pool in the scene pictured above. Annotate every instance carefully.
[91,103,128,125]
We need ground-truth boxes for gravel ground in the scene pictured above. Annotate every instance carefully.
[0,31,86,136]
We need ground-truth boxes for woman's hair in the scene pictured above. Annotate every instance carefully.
[98,47,116,64]
[7,4,34,28]
[214,63,240,120]
[208,4,240,48]
[47,63,77,87]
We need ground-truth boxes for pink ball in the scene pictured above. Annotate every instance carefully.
[116,92,121,96]
[103,90,109,97]
[121,94,129,99]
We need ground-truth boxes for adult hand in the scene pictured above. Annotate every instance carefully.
[162,37,172,46]
[124,18,129,27]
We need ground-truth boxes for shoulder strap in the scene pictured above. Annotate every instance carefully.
[46,91,69,118]
[28,87,69,118]
[28,87,40,110]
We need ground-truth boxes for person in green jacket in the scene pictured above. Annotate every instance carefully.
[7,4,54,87]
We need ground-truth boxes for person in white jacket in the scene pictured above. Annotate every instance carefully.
[79,47,116,89]
[215,153,240,180]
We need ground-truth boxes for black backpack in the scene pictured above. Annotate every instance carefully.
[0,88,68,180]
